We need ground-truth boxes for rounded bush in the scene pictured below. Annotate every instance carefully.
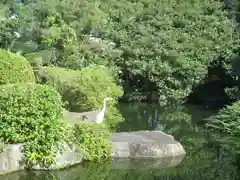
[0,50,36,85]
[39,66,124,129]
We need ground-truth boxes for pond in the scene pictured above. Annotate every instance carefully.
[0,103,239,180]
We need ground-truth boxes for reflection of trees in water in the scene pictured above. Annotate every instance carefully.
[0,148,237,180]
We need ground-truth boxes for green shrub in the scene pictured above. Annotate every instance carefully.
[206,101,240,136]
[206,101,240,154]
[39,66,124,129]
[0,83,65,167]
[72,123,112,161]
[0,50,36,85]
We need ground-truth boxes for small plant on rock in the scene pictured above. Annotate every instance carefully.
[0,140,6,153]
[72,123,112,161]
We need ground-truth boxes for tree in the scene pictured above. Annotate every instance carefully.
[2,0,239,105]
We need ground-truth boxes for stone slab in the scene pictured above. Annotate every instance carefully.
[111,131,186,158]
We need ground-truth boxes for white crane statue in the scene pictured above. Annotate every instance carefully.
[82,97,113,124]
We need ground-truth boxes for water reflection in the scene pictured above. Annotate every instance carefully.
[111,155,185,169]
[0,153,237,180]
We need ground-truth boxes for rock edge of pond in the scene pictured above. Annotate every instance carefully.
[0,131,186,175]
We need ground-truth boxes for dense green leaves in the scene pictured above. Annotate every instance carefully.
[206,101,240,135]
[99,0,238,105]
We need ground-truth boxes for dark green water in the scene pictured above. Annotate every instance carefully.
[0,103,239,180]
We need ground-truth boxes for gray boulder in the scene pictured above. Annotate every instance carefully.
[0,144,24,175]
[111,131,186,158]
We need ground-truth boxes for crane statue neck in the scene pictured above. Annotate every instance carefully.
[95,98,112,124]
[102,98,109,112]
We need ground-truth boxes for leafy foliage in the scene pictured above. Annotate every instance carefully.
[39,66,124,129]
[0,83,66,167]
[100,0,238,105]
[72,123,112,161]
[0,49,35,85]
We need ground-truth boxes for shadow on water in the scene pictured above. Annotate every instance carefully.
[0,103,239,180]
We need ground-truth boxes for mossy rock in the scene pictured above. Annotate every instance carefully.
[0,50,36,85]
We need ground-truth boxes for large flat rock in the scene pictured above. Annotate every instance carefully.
[111,131,186,158]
